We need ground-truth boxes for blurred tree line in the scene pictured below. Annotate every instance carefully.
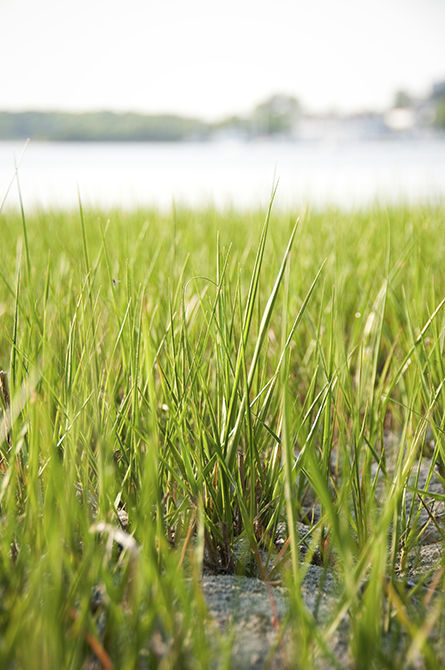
[0,95,302,142]
[432,88,445,129]
[0,111,210,141]
[2,89,443,140]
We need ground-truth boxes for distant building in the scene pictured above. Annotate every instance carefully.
[207,86,445,143]
[384,108,416,131]
[292,112,389,142]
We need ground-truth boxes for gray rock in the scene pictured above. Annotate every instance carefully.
[202,566,348,670]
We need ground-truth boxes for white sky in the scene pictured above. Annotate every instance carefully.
[1,0,444,120]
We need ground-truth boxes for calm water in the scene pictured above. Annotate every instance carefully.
[1,138,445,211]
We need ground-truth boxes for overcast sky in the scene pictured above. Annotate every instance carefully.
[1,0,444,120]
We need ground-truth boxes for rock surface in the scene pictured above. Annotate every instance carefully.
[201,542,443,670]
[202,566,347,670]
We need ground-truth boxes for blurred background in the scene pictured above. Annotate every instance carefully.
[1,0,445,211]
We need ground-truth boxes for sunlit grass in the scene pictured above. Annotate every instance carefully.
[0,198,445,668]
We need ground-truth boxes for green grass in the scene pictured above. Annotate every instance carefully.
[1,198,445,668]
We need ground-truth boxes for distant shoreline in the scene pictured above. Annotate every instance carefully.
[1,101,443,143]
